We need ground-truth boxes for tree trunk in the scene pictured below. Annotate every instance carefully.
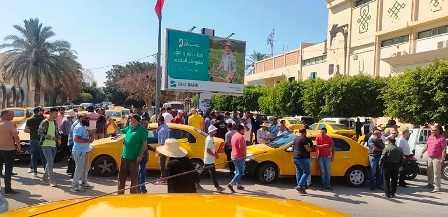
[34,79,41,106]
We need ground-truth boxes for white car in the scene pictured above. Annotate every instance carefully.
[410,128,448,181]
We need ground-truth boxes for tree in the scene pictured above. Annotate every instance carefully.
[302,79,328,118]
[0,18,81,105]
[383,60,448,125]
[246,51,268,74]
[322,75,385,117]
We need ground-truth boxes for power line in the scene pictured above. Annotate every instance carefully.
[85,53,158,71]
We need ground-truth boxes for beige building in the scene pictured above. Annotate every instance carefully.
[246,0,448,85]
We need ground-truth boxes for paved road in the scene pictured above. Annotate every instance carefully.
[3,164,448,217]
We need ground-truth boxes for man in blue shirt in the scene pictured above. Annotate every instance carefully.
[157,116,171,182]
[71,115,93,192]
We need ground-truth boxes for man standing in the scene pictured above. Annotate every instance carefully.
[118,115,148,194]
[172,111,184,124]
[138,117,150,193]
[397,128,411,187]
[71,115,93,192]
[60,111,75,161]
[256,123,271,144]
[157,116,171,182]
[38,108,60,187]
[224,122,236,175]
[25,107,45,177]
[355,118,362,139]
[188,109,204,130]
[293,128,313,194]
[67,114,80,176]
[380,137,403,198]
[269,118,279,136]
[367,129,385,190]
[162,107,174,124]
[0,110,20,194]
[421,125,446,193]
[227,124,247,193]
[202,125,225,192]
[95,109,107,139]
[315,128,334,190]
[214,114,227,140]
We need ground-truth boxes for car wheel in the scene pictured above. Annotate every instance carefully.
[257,163,278,184]
[345,166,366,187]
[92,155,117,177]
[442,162,448,181]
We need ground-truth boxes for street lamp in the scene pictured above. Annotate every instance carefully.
[189,26,197,32]
[226,33,235,39]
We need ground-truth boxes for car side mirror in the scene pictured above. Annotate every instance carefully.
[286,146,293,152]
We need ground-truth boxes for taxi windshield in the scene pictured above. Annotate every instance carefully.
[267,133,295,148]
[287,119,301,124]
[329,123,346,130]
[12,110,25,117]
[106,111,122,117]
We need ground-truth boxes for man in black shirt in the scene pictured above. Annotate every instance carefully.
[25,107,46,176]
[293,128,313,194]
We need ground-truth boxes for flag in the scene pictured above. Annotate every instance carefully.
[154,0,165,18]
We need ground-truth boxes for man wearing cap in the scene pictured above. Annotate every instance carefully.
[118,114,148,194]
[202,125,225,192]
[257,122,271,144]
[25,107,45,176]
[60,111,75,160]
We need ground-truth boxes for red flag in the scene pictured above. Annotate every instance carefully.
[154,0,165,18]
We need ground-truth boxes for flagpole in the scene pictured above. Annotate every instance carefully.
[155,16,162,118]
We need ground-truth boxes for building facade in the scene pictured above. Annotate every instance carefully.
[245,0,448,85]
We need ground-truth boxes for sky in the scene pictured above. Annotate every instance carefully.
[0,0,328,86]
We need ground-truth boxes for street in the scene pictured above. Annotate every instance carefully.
[3,163,447,217]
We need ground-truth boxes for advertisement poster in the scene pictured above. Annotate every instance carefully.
[164,29,246,94]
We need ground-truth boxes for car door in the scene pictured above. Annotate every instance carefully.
[146,128,160,169]
[331,138,352,177]
[413,129,431,166]
[170,129,200,159]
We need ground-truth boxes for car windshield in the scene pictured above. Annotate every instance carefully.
[286,119,301,124]
[122,110,130,116]
[329,123,346,130]
[12,110,25,117]
[267,133,295,148]
[106,111,122,117]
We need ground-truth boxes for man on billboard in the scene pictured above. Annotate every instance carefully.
[214,41,237,83]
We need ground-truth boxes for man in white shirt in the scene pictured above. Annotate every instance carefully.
[202,125,224,192]
[162,107,174,124]
[397,128,411,187]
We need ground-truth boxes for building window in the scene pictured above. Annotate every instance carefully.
[308,72,317,80]
[381,35,409,47]
[418,25,448,39]
[303,55,327,66]
[354,0,372,7]
[288,77,295,82]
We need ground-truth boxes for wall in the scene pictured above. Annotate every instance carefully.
[327,0,351,75]
[417,0,448,22]
[380,0,413,32]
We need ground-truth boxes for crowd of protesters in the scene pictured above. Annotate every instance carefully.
[0,105,445,199]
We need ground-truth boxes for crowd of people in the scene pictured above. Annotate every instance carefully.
[0,105,446,199]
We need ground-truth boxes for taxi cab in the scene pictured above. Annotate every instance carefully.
[6,107,31,124]
[1,194,347,217]
[279,117,305,131]
[105,107,131,127]
[88,123,225,177]
[307,122,356,138]
[245,132,368,187]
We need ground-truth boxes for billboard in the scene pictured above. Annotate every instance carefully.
[164,29,246,94]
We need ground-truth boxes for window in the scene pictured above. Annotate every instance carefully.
[418,25,448,39]
[333,139,351,151]
[318,124,325,130]
[170,129,196,143]
[309,123,317,130]
[308,72,317,80]
[303,55,327,66]
[354,0,372,7]
[147,130,158,144]
[381,35,409,47]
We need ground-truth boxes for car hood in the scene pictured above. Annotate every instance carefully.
[247,143,273,155]
[91,137,124,147]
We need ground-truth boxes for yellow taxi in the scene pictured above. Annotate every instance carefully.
[2,194,348,217]
[6,107,31,124]
[279,117,305,131]
[88,123,225,177]
[245,132,369,186]
[307,122,356,138]
[105,107,131,127]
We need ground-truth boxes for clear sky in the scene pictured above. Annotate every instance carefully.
[0,0,328,86]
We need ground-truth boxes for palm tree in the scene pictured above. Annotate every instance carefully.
[246,51,268,75]
[0,18,80,106]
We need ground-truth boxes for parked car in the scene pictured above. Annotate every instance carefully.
[88,123,225,177]
[245,132,369,186]
[409,127,448,180]
[7,107,32,125]
[320,117,356,129]
[307,122,356,138]
[279,117,305,131]
[0,194,347,217]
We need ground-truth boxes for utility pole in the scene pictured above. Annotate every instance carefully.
[267,28,275,57]
[155,12,162,117]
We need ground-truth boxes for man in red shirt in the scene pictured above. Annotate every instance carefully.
[315,127,334,190]
[227,124,247,193]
